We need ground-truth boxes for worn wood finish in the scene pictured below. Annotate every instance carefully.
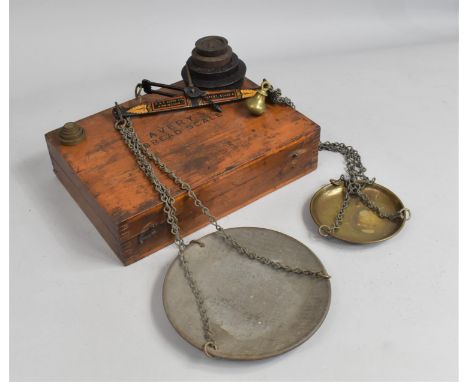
[45,79,321,265]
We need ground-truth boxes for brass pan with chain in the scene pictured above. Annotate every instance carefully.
[310,181,410,244]
[309,142,411,244]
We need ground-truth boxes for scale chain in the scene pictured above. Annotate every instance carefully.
[113,107,330,357]
[267,86,296,109]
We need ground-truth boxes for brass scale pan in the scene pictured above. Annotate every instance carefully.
[310,182,409,244]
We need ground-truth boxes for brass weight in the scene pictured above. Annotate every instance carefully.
[59,122,86,146]
[245,80,271,115]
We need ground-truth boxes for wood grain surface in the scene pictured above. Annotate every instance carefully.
[45,79,321,264]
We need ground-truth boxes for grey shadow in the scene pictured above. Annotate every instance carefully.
[13,151,120,266]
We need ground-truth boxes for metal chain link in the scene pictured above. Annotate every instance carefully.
[267,85,296,109]
[114,115,216,348]
[113,104,330,357]
[317,141,409,236]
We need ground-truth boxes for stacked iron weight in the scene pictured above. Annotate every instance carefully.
[181,36,247,89]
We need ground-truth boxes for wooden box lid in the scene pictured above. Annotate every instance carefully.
[45,79,320,264]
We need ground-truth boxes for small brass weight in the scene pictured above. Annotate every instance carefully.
[245,80,271,115]
[59,122,86,146]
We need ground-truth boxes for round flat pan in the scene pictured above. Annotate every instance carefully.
[163,227,331,360]
[310,182,407,244]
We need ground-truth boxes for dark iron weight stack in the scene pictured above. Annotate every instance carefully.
[181,36,247,89]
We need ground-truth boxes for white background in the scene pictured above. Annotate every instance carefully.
[10,1,458,381]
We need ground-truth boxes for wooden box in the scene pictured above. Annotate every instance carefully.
[45,79,320,265]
